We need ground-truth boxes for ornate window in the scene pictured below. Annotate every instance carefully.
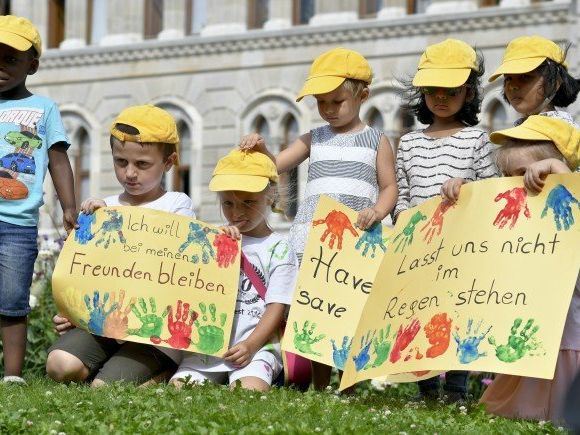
[293,0,315,25]
[281,116,299,218]
[172,120,192,195]
[394,108,415,151]
[144,0,164,39]
[75,128,91,206]
[366,107,385,131]
[248,0,270,29]
[360,0,383,18]
[488,100,509,133]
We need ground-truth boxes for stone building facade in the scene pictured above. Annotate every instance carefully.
[5,0,578,234]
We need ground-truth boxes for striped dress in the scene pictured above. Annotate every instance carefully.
[289,125,382,257]
[394,126,499,218]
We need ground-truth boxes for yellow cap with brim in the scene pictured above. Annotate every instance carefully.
[412,39,478,88]
[489,36,568,82]
[209,150,279,193]
[0,15,42,56]
[296,47,373,102]
[490,115,580,170]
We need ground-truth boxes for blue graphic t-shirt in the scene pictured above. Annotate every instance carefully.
[0,95,69,226]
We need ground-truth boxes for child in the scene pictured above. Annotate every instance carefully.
[239,47,398,389]
[170,149,297,392]
[478,115,579,424]
[46,105,194,386]
[0,16,76,383]
[488,35,579,127]
[395,39,499,401]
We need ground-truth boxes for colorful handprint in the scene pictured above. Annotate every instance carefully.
[331,336,352,370]
[75,212,96,245]
[355,222,387,258]
[128,297,168,338]
[193,303,228,354]
[103,290,135,340]
[93,209,126,248]
[421,201,454,244]
[453,318,492,364]
[179,222,218,264]
[312,210,359,250]
[541,184,579,231]
[493,187,531,229]
[424,312,452,358]
[488,318,541,363]
[370,324,393,368]
[353,331,375,371]
[389,318,421,363]
[213,233,239,268]
[81,290,118,335]
[293,321,325,356]
[150,300,199,349]
[393,211,427,253]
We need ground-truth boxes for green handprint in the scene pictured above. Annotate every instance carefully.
[193,303,227,354]
[393,211,427,253]
[293,321,325,356]
[488,318,541,363]
[370,324,393,368]
[128,297,168,338]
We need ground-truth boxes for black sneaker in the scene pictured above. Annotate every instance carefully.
[411,389,440,402]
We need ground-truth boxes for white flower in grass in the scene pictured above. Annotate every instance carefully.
[557,427,564,431]
[458,406,466,412]
[29,294,38,308]
[314,427,322,432]
[54,420,61,425]
[185,396,192,401]
[155,388,164,394]
[50,430,57,435]
[26,421,33,426]
[260,395,267,400]
[410,424,416,428]
[538,420,546,427]
[58,432,66,435]
[45,391,53,396]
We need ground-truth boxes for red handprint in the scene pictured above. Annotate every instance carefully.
[213,233,239,268]
[150,300,198,349]
[421,201,454,244]
[389,319,421,363]
[312,210,359,250]
[424,312,452,358]
[493,187,531,229]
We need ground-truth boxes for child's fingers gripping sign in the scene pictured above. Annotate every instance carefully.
[220,225,241,240]
[440,178,466,204]
[356,208,379,230]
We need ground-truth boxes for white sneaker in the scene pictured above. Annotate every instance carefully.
[2,375,26,384]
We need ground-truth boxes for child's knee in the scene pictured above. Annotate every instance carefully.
[232,376,270,392]
[46,350,88,383]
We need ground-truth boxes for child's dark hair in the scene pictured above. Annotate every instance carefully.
[399,51,485,126]
[110,123,176,160]
[502,43,579,108]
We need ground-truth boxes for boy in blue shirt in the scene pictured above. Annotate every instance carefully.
[0,15,76,383]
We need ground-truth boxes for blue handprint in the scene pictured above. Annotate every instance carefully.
[453,318,492,364]
[331,336,353,370]
[179,222,218,264]
[80,290,118,335]
[355,222,387,258]
[541,184,580,231]
[75,212,96,244]
[353,330,375,371]
[94,209,126,248]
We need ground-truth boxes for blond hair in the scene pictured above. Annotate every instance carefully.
[340,79,369,98]
[494,139,564,174]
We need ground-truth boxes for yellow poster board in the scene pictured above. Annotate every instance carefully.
[281,195,393,369]
[340,174,580,389]
[52,207,240,357]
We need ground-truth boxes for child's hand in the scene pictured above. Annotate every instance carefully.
[222,340,258,368]
[80,198,107,214]
[53,314,75,335]
[220,225,241,240]
[356,208,380,230]
[239,133,267,153]
[524,158,570,194]
[62,208,78,234]
[440,178,466,203]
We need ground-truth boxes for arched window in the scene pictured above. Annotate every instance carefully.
[248,0,269,29]
[488,101,509,133]
[48,0,65,48]
[75,127,91,205]
[0,0,11,15]
[172,120,192,195]
[360,0,383,18]
[293,0,315,25]
[366,108,384,131]
[144,0,164,39]
[395,108,414,151]
[253,115,271,142]
[281,116,299,218]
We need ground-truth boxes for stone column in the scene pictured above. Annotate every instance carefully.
[60,0,90,49]
[499,0,530,6]
[99,0,144,46]
[201,0,246,37]
[263,0,292,30]
[426,0,478,14]
[10,0,48,53]
[309,0,358,26]
[377,0,407,19]
[158,0,187,40]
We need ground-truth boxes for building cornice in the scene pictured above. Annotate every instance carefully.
[41,3,573,69]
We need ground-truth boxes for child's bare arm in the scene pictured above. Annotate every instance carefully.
[222,303,285,368]
[48,143,77,233]
[357,136,398,229]
[239,133,311,174]
[524,158,571,194]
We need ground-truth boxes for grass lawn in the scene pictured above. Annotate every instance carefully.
[0,378,562,434]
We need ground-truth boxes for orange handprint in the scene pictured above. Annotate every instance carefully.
[421,201,454,244]
[424,312,452,358]
[312,210,359,250]
[103,290,135,340]
[493,187,531,229]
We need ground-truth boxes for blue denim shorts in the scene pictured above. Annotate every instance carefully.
[0,220,38,316]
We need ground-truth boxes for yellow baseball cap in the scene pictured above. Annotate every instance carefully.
[209,150,279,193]
[412,39,478,88]
[296,48,373,102]
[490,115,580,170]
[489,36,568,82]
[0,15,42,57]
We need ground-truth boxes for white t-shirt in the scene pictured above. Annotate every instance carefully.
[105,191,195,363]
[179,232,298,372]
